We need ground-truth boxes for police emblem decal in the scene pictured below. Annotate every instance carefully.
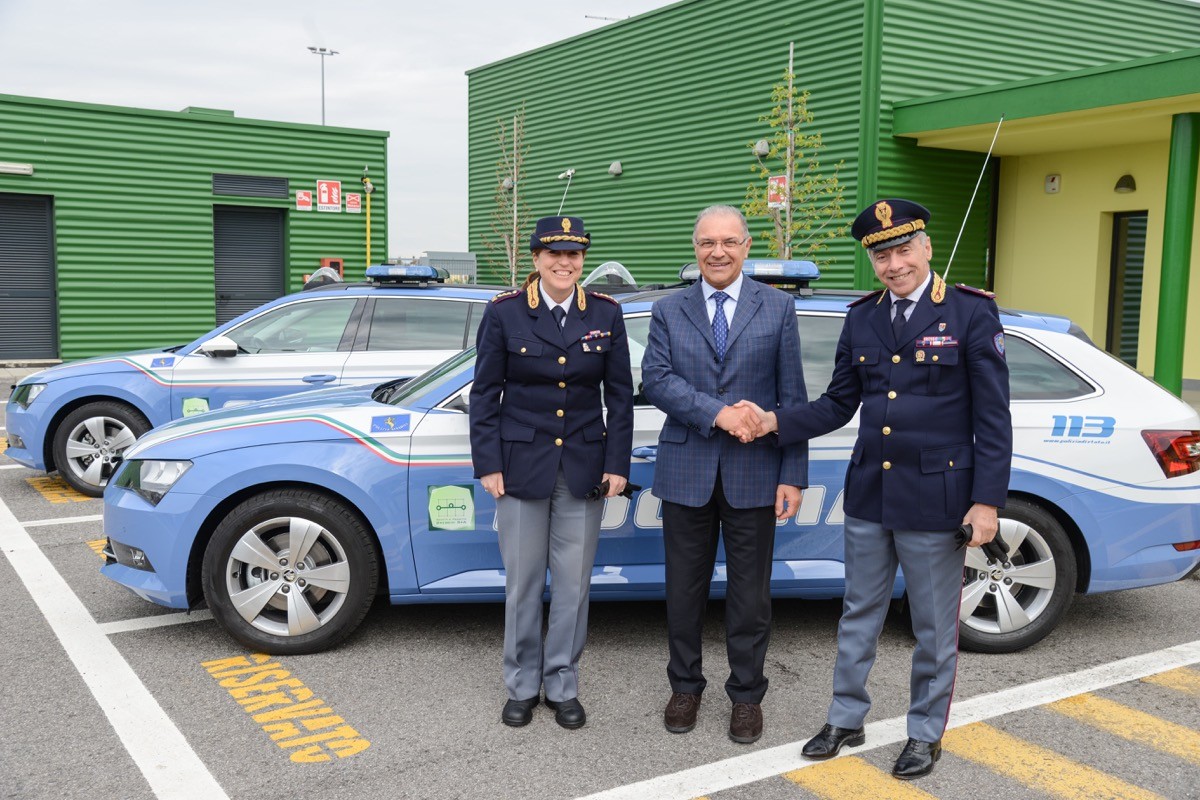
[993,332,1005,356]
[371,414,411,433]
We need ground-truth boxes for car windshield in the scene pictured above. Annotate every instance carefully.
[385,348,476,408]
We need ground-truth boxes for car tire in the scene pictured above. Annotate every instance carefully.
[202,489,379,655]
[958,498,1076,654]
[52,401,151,497]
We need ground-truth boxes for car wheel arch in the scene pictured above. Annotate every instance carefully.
[186,480,389,609]
[43,395,156,472]
[1005,490,1091,594]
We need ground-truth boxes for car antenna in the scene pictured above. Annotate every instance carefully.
[942,114,1005,283]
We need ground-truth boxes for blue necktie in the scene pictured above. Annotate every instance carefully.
[892,297,912,342]
[712,291,729,360]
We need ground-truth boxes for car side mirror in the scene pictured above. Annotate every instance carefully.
[198,335,238,358]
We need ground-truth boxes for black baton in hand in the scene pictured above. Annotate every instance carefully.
[585,480,641,501]
[956,523,1010,564]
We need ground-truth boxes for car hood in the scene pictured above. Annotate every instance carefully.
[16,347,184,384]
[124,380,417,461]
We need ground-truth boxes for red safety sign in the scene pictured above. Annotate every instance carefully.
[345,193,362,214]
[316,180,342,213]
[296,190,313,211]
[767,175,788,209]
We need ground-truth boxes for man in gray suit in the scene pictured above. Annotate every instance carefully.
[641,205,807,744]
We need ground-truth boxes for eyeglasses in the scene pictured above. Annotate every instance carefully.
[694,237,748,252]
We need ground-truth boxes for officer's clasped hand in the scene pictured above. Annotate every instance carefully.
[585,480,641,501]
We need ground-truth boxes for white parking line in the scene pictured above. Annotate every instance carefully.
[100,610,213,635]
[0,498,229,800]
[24,514,104,527]
[576,638,1200,800]
[0,464,26,470]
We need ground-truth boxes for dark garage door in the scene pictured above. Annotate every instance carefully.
[213,206,285,325]
[0,193,58,359]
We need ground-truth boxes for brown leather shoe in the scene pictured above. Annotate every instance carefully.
[729,702,763,743]
[664,692,701,733]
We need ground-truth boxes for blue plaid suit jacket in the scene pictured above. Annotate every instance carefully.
[642,278,808,508]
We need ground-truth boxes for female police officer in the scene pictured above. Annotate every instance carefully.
[469,215,634,729]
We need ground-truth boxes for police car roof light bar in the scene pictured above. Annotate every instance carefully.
[942,114,1005,284]
[678,260,821,294]
[364,264,448,285]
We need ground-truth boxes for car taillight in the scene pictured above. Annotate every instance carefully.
[1141,430,1200,478]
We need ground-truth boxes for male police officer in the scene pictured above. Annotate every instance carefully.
[739,199,1012,778]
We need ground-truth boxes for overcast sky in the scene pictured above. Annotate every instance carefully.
[0,0,669,256]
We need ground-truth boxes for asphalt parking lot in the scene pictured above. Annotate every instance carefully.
[3,379,1200,800]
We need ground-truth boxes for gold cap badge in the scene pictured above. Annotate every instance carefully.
[875,201,894,229]
[562,218,572,232]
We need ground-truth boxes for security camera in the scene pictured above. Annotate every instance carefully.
[557,169,576,180]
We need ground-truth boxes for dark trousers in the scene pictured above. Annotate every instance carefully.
[662,471,777,704]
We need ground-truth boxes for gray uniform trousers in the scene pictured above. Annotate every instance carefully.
[827,515,967,743]
[495,469,602,702]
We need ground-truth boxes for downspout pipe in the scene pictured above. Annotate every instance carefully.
[1154,112,1199,395]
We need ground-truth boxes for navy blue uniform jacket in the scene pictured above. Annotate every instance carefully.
[775,280,1012,531]
[469,283,635,500]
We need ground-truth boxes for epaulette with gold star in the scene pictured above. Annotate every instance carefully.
[955,284,997,300]
[491,289,522,304]
[586,290,619,306]
[847,289,885,308]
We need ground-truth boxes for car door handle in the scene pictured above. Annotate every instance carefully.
[631,445,658,463]
[302,374,338,384]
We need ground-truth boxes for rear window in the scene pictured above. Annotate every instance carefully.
[1006,335,1095,400]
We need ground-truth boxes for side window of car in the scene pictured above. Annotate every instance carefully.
[624,314,653,406]
[366,298,473,351]
[226,298,357,354]
[796,313,842,398]
[1006,335,1096,400]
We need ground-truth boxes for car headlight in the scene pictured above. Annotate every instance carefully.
[10,383,47,408]
[114,460,192,505]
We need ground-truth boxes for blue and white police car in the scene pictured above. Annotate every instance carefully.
[5,266,500,496]
[100,262,1200,655]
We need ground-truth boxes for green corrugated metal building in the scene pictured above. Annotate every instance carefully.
[467,0,1200,388]
[0,94,387,360]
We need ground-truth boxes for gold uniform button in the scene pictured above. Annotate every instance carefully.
[555,438,563,446]
[892,355,901,363]
[858,355,865,362]
[556,409,564,417]
[520,347,527,354]
[933,354,939,362]
[949,460,955,467]
[888,390,897,400]
[882,461,892,470]
[882,426,891,435]
[557,356,566,365]
[558,381,566,389]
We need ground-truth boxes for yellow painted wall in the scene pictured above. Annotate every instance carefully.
[994,141,1200,382]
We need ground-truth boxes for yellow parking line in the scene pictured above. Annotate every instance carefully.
[25,475,92,503]
[1048,693,1200,766]
[944,722,1164,800]
[86,539,107,557]
[1142,667,1200,697]
[1,436,8,453]
[783,757,936,799]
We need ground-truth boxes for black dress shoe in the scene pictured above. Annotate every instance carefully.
[545,697,586,729]
[892,738,941,780]
[801,723,866,759]
[501,696,539,727]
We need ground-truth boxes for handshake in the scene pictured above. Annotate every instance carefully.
[716,400,778,444]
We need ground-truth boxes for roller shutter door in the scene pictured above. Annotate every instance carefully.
[213,206,285,325]
[0,193,58,359]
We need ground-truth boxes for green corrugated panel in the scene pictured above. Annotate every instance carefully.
[0,95,387,358]
[876,0,1200,291]
[468,0,868,287]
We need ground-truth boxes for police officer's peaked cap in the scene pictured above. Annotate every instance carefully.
[851,199,931,252]
[530,216,591,252]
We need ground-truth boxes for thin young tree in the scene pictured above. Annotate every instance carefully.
[481,105,532,285]
[743,43,847,261]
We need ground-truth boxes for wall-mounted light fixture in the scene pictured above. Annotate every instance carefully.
[608,161,623,176]
[501,177,514,191]
[0,162,34,176]
[1114,174,1137,194]
[753,139,770,158]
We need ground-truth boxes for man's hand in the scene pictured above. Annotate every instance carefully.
[963,503,998,547]
[481,472,505,499]
[775,485,802,520]
[732,399,778,437]
[715,404,762,443]
[601,473,628,498]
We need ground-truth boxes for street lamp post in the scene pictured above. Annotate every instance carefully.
[307,46,339,124]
